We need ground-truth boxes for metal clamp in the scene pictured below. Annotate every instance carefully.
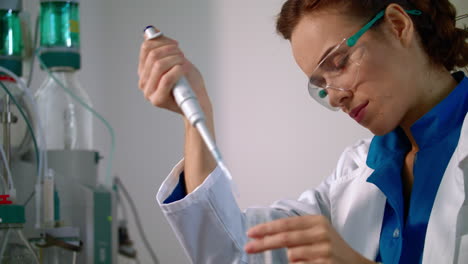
[0,112,18,124]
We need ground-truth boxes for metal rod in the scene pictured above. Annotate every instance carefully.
[2,94,11,186]
[5,96,10,168]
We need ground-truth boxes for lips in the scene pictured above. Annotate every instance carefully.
[349,101,369,121]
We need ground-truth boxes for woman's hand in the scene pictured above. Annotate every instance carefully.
[244,215,376,264]
[138,29,212,117]
[138,28,216,193]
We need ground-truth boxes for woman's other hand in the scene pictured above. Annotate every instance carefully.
[245,215,376,264]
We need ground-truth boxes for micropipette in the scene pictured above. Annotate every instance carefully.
[143,26,233,182]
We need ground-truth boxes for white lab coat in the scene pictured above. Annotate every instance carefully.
[157,114,468,264]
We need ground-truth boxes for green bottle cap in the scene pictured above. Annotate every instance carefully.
[0,57,22,76]
[0,205,26,224]
[39,51,81,70]
[41,0,79,3]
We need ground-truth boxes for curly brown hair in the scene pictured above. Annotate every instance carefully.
[276,0,468,71]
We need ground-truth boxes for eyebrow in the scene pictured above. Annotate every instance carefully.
[316,44,339,68]
[308,43,339,80]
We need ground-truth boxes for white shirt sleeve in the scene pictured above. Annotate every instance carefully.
[156,159,336,264]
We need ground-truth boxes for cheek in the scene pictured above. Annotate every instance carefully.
[356,47,412,109]
[351,47,416,134]
[355,72,409,135]
[367,88,404,134]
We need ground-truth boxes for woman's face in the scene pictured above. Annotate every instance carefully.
[291,9,421,135]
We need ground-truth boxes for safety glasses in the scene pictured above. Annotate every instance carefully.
[308,9,422,111]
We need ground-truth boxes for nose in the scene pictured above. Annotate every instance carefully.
[327,88,352,109]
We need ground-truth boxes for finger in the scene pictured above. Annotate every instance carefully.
[138,37,178,76]
[139,44,183,87]
[142,54,185,98]
[247,215,326,238]
[244,226,328,254]
[147,64,185,110]
[287,243,331,263]
[139,38,179,76]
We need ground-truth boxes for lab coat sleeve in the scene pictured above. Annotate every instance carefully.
[157,160,250,263]
[156,141,367,264]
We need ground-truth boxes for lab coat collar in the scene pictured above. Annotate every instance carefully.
[365,71,468,236]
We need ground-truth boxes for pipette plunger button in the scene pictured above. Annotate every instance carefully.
[144,26,163,40]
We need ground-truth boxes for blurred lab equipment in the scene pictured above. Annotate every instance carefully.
[0,200,39,263]
[0,0,148,263]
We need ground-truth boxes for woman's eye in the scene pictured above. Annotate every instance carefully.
[333,54,349,70]
[322,52,349,72]
[310,76,327,88]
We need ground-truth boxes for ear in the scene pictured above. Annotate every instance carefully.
[383,4,415,47]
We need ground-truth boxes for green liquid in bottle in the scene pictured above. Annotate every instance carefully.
[0,9,23,57]
[40,1,80,49]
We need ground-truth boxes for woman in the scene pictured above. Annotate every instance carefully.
[138,0,468,263]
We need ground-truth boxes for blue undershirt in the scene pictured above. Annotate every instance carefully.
[368,72,467,264]
[164,72,468,264]
[164,171,186,204]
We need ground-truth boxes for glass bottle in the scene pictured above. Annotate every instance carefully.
[35,67,93,150]
[0,204,39,264]
[36,0,90,150]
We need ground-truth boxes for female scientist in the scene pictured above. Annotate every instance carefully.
[138,0,468,263]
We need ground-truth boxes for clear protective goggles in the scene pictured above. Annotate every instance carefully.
[307,9,422,111]
[308,38,366,111]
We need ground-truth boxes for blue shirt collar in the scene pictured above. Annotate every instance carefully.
[367,71,468,168]
[366,71,468,264]
[366,72,467,223]
[411,71,468,149]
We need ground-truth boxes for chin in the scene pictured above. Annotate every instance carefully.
[369,128,390,136]
[365,121,397,136]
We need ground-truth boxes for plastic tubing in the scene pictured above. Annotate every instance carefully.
[0,80,40,174]
[0,81,38,206]
[0,67,44,178]
[0,66,47,228]
[17,229,40,263]
[0,172,6,193]
[0,144,15,199]
[0,228,11,262]
[36,53,116,188]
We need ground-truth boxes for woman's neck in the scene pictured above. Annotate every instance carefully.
[400,66,458,150]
